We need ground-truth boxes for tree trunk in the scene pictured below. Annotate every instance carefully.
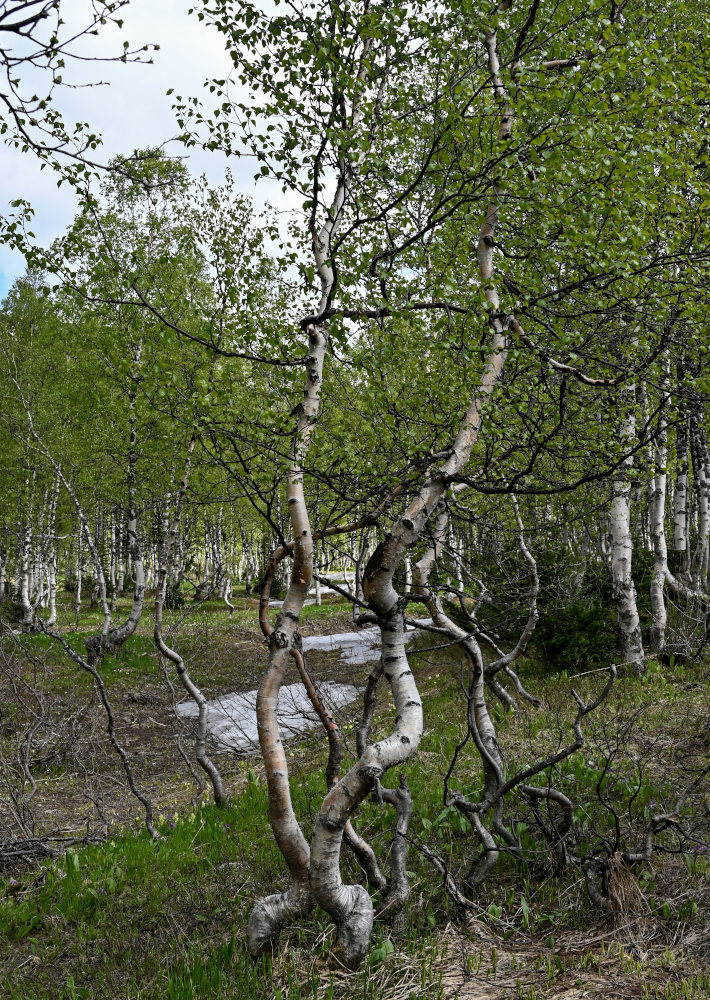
[247,43,376,953]
[19,520,34,632]
[690,404,710,588]
[45,473,60,626]
[0,526,7,602]
[307,16,516,966]
[75,526,82,619]
[610,384,645,673]
[673,389,689,575]
[649,361,670,650]
[154,437,226,808]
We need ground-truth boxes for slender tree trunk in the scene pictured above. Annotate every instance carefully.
[690,404,710,587]
[19,520,34,632]
[247,39,377,953]
[610,383,645,673]
[75,526,83,619]
[649,361,670,650]
[45,473,60,626]
[314,538,322,606]
[247,315,331,958]
[638,383,653,551]
[154,437,226,808]
[673,390,689,575]
[0,526,7,602]
[117,510,125,593]
[449,527,465,594]
[109,508,117,593]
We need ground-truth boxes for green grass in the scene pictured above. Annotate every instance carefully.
[1,785,279,998]
[1,595,708,999]
[0,764,453,999]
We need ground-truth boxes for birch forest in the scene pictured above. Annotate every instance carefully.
[0,1,709,997]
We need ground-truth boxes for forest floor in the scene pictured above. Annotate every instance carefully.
[0,590,708,999]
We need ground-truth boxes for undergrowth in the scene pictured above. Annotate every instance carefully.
[0,598,708,998]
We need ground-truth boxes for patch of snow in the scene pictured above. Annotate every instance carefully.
[176,680,360,754]
[301,620,432,666]
[177,619,433,752]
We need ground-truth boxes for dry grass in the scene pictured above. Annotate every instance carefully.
[272,919,710,1000]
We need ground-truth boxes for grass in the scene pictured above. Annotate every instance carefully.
[0,591,708,998]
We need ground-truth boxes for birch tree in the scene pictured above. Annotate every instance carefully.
[170,0,710,966]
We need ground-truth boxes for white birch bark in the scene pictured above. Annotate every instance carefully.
[307,14,517,965]
[117,510,125,593]
[75,526,82,619]
[0,526,6,602]
[247,270,336,956]
[403,554,412,594]
[314,548,322,606]
[309,328,509,964]
[19,519,33,632]
[673,400,689,574]
[449,527,465,594]
[109,508,116,592]
[690,406,710,587]
[248,28,381,959]
[45,473,60,626]
[649,360,670,650]
[610,383,645,673]
[638,382,653,551]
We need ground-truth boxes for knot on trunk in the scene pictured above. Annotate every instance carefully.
[358,763,383,783]
[270,630,289,650]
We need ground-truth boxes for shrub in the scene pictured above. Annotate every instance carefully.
[0,597,24,624]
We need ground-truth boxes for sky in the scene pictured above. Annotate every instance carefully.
[0,1,264,298]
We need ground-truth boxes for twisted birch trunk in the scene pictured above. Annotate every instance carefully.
[308,304,508,956]
[307,11,517,965]
[247,135,355,967]
[246,326,329,956]
[247,21,383,958]
[309,263,509,967]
